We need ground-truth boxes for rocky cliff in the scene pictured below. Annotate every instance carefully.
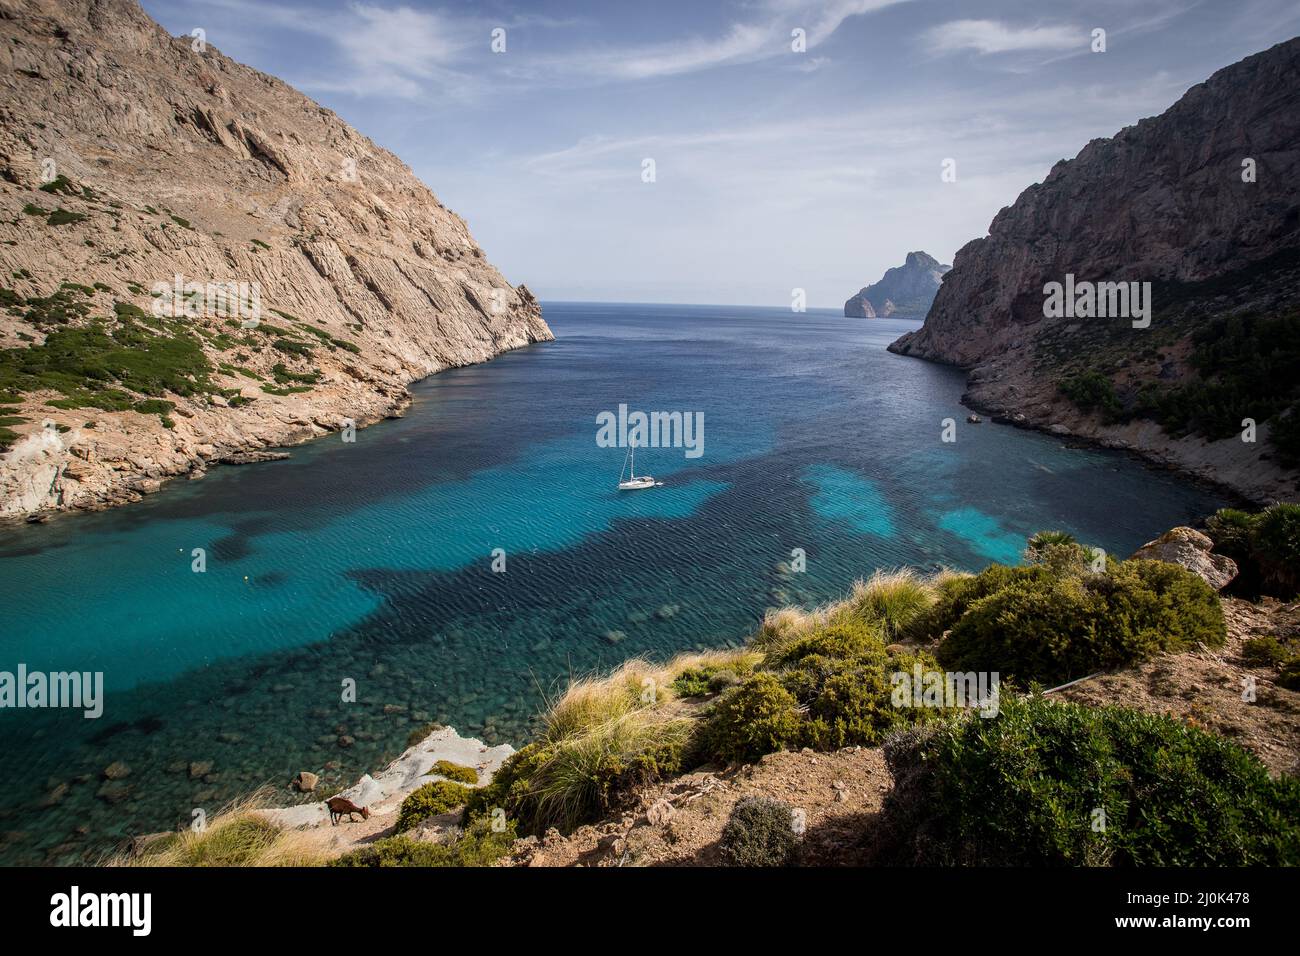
[889,38,1300,504]
[0,0,552,519]
[844,250,950,318]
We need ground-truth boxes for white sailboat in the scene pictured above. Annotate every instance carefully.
[617,439,661,490]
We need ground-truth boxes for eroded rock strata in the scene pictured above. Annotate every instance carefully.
[0,0,552,519]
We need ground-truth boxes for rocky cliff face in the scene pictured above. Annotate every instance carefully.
[844,251,950,318]
[889,37,1300,503]
[0,0,552,519]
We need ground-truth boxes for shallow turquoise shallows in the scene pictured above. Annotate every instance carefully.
[0,303,1228,863]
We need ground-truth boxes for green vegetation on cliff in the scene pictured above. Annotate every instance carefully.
[1058,303,1300,463]
[879,695,1300,865]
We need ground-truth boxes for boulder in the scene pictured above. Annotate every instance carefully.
[292,771,319,793]
[1129,527,1237,591]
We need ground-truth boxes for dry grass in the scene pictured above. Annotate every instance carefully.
[520,648,763,829]
[106,788,328,868]
[845,568,937,640]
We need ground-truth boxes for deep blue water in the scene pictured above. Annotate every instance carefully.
[0,303,1228,863]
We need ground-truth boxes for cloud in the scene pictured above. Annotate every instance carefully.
[925,19,1083,56]
[551,0,911,81]
[162,0,906,96]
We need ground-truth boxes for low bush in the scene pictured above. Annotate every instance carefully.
[700,673,804,763]
[1206,504,1300,599]
[427,760,478,785]
[330,818,515,867]
[1060,370,1123,421]
[1279,659,1300,691]
[719,796,800,866]
[701,613,950,762]
[936,557,1224,686]
[878,695,1300,865]
[1241,636,1289,667]
[396,780,472,833]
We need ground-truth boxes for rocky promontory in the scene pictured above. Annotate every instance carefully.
[888,37,1300,503]
[844,251,950,318]
[0,0,552,520]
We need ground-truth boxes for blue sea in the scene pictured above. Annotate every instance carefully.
[0,303,1228,863]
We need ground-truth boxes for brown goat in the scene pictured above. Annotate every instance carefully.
[326,796,370,825]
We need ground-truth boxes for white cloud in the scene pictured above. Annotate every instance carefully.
[925,19,1083,56]
[550,0,911,81]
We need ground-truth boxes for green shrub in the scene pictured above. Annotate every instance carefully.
[803,652,939,749]
[270,362,320,385]
[47,208,87,227]
[775,613,885,667]
[1133,309,1300,462]
[463,742,551,829]
[671,667,714,697]
[396,780,472,833]
[272,338,313,358]
[1061,370,1123,421]
[719,796,800,866]
[1241,636,1288,667]
[1279,659,1300,691]
[39,174,77,196]
[1251,504,1300,598]
[0,316,213,407]
[1206,503,1300,599]
[330,818,515,867]
[937,558,1224,686]
[700,673,804,764]
[427,760,478,785]
[879,695,1300,865]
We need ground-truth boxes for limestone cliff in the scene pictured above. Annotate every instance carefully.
[889,38,1300,504]
[0,0,552,519]
[844,251,950,318]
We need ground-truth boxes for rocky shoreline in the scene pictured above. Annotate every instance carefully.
[947,372,1280,507]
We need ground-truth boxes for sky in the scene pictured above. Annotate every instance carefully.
[141,0,1300,307]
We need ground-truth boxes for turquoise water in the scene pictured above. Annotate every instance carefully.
[0,303,1228,864]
